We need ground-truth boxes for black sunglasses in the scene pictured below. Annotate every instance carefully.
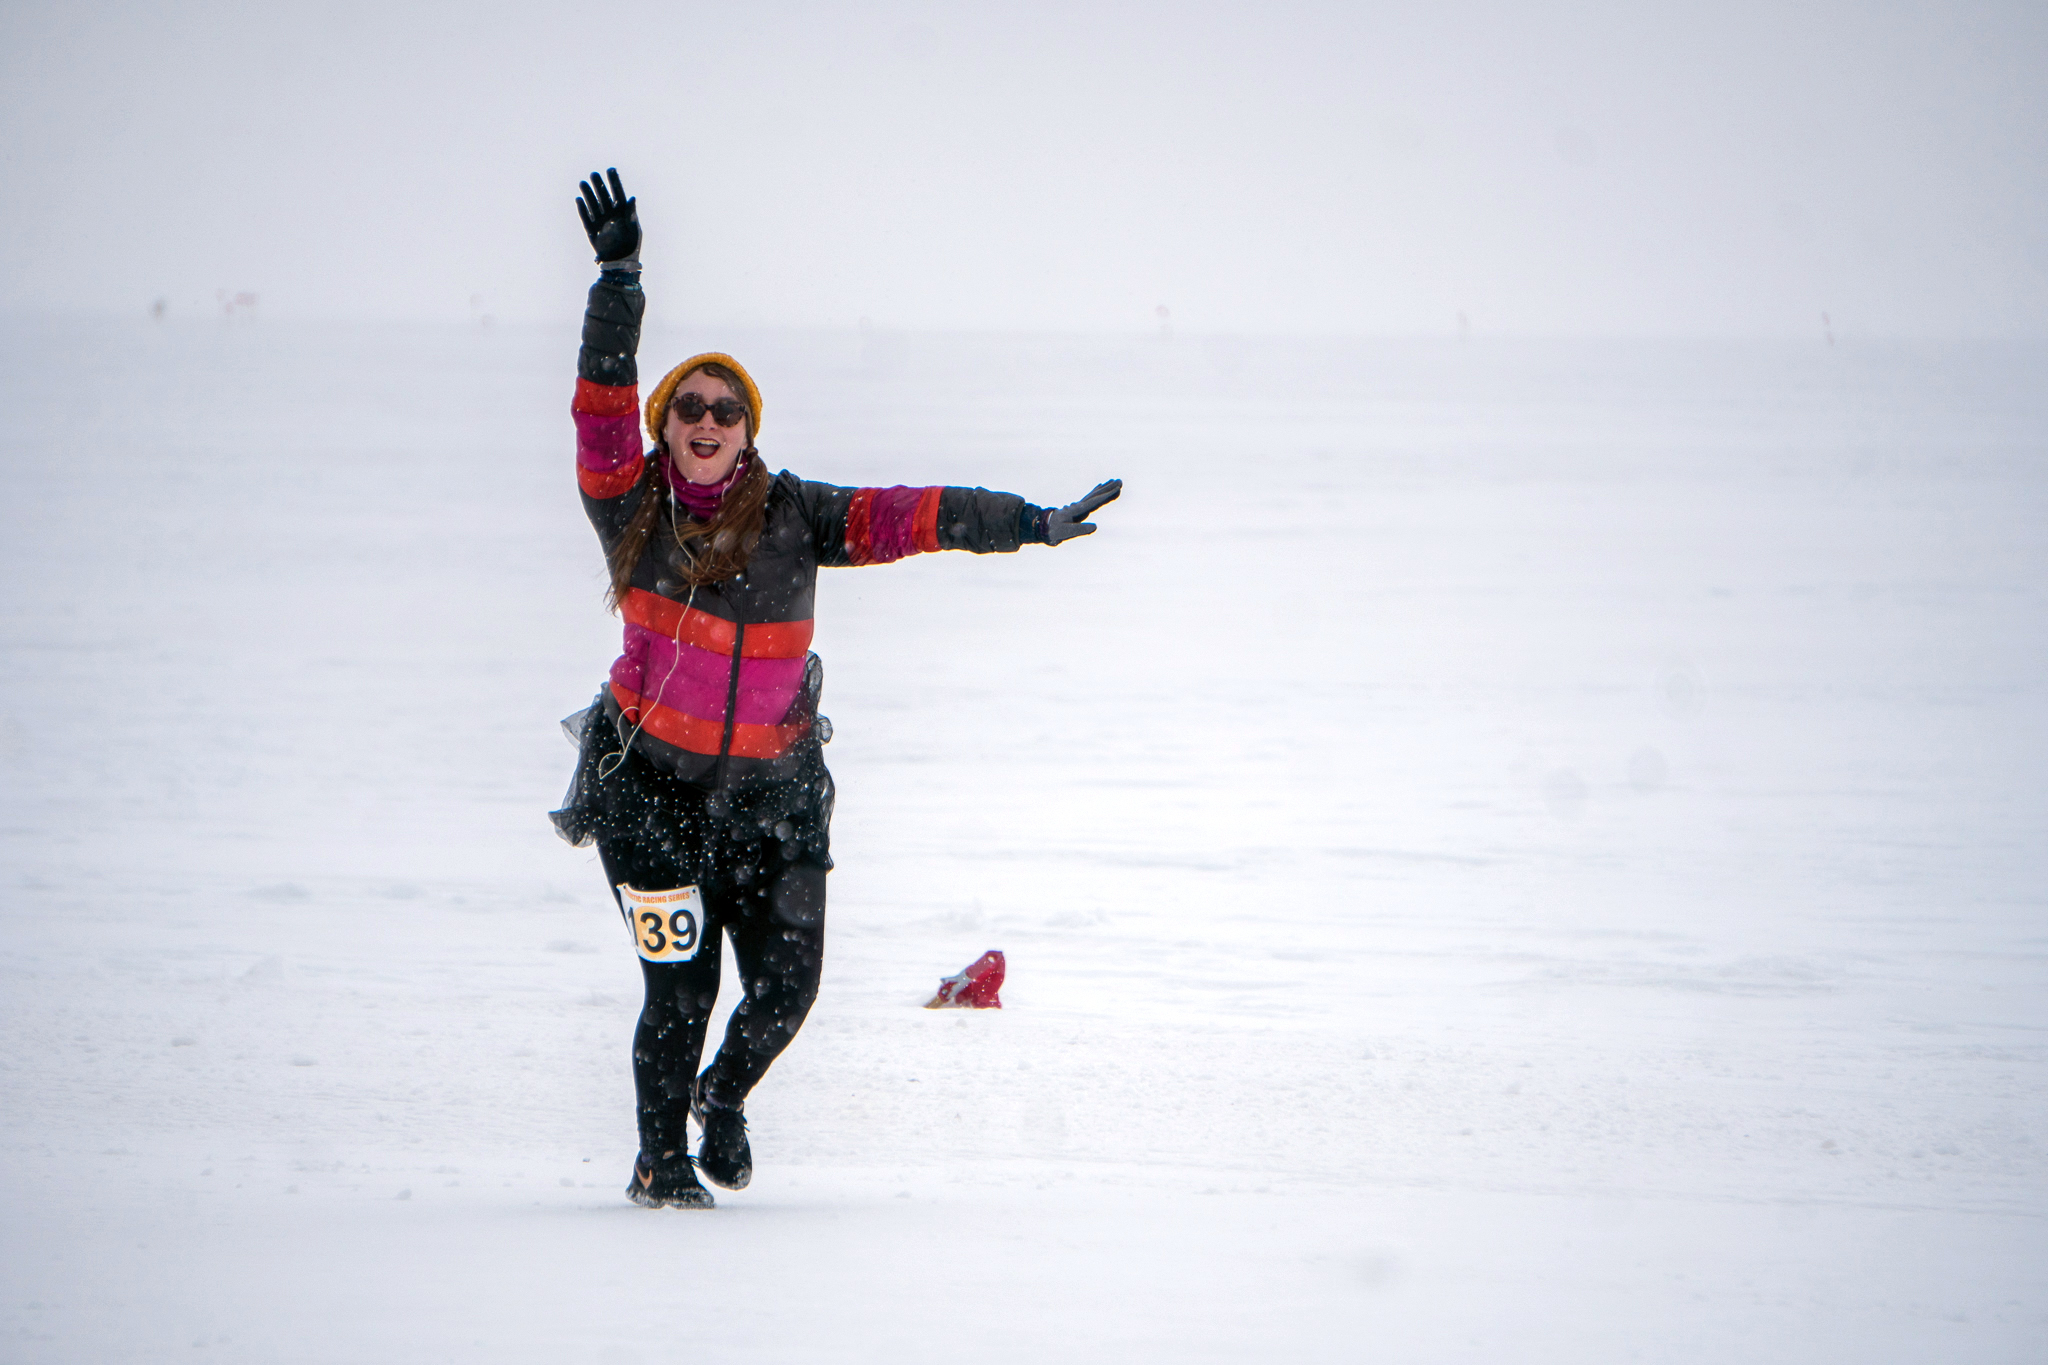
[670,393,749,429]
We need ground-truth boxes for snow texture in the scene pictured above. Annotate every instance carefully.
[2,316,2044,1362]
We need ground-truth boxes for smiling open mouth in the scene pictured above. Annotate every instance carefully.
[687,439,721,458]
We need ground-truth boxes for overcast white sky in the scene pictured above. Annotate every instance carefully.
[2,0,2043,336]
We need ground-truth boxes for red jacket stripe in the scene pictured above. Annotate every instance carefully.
[579,457,644,499]
[574,378,639,417]
[913,485,943,554]
[620,588,815,659]
[844,487,877,566]
[611,681,809,759]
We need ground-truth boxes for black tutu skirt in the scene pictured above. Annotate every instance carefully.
[550,688,835,885]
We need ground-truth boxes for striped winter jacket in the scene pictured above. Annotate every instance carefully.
[573,271,1043,791]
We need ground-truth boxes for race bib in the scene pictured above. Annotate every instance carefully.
[618,883,708,963]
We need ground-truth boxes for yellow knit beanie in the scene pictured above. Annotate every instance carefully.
[645,353,764,445]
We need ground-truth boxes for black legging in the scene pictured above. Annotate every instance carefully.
[598,837,826,1158]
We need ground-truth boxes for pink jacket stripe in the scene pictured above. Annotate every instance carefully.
[573,379,643,499]
[845,485,944,565]
[612,624,808,726]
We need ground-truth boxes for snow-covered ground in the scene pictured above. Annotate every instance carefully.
[2,315,2043,1362]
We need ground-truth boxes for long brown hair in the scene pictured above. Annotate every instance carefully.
[606,362,771,609]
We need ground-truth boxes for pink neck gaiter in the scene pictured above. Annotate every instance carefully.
[664,450,749,519]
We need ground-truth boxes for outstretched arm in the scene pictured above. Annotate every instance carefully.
[793,476,1123,567]
[571,169,649,522]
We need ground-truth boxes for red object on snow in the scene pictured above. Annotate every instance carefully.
[924,950,1005,1009]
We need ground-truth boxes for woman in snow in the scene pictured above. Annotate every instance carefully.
[551,169,1120,1209]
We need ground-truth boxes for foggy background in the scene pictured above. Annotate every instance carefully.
[3,0,2044,338]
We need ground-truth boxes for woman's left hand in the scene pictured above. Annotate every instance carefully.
[576,167,642,266]
[1044,479,1122,544]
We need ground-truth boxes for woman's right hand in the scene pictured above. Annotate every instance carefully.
[576,168,642,267]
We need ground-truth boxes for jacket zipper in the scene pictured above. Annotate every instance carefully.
[717,621,746,764]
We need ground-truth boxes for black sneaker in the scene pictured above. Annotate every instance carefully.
[693,1075,753,1191]
[626,1149,714,1209]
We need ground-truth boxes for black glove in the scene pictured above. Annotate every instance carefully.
[576,168,641,269]
[1042,479,1122,544]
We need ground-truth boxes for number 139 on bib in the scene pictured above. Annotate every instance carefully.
[618,883,708,963]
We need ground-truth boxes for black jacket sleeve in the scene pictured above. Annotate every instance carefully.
[783,473,1047,567]
[578,272,644,386]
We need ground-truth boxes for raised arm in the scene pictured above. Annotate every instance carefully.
[571,169,648,512]
[789,476,1122,567]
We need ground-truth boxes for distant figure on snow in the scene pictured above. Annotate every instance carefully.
[550,168,1120,1208]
